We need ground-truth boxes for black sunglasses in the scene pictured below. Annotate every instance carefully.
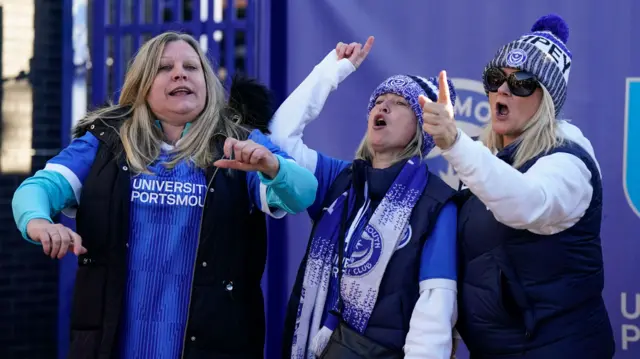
[483,67,540,97]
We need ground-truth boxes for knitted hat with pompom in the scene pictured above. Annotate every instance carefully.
[483,14,572,115]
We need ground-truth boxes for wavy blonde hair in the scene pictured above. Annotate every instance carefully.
[354,121,423,165]
[76,32,247,174]
[481,85,563,168]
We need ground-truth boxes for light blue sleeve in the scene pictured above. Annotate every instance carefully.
[11,132,100,243]
[255,155,319,217]
[247,130,319,218]
[12,171,78,243]
[419,201,458,290]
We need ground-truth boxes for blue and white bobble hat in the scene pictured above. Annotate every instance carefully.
[367,74,457,153]
[483,14,572,116]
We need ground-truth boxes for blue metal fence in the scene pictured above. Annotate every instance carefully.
[90,0,257,106]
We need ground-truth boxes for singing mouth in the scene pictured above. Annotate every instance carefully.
[169,86,193,96]
[496,101,509,117]
[373,114,387,128]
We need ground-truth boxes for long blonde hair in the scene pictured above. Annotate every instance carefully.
[481,85,563,168]
[354,121,424,165]
[76,32,247,174]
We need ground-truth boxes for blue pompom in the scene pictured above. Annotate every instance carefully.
[531,14,569,43]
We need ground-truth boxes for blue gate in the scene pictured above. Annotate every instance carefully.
[90,0,257,106]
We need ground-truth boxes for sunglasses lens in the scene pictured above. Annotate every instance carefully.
[484,68,506,92]
[509,71,539,97]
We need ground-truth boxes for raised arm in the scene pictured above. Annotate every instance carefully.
[268,38,374,219]
[441,126,596,235]
[421,72,598,236]
[268,37,374,174]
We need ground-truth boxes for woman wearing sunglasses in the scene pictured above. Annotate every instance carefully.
[422,14,615,358]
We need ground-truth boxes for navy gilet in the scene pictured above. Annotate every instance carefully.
[455,140,615,358]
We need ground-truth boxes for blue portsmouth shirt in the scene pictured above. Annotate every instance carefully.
[12,129,317,359]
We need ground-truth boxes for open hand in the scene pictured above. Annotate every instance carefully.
[26,218,87,259]
[214,138,280,178]
[420,71,459,150]
[336,36,375,69]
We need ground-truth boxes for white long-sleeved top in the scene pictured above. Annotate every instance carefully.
[269,50,356,174]
[442,122,601,235]
[270,50,457,359]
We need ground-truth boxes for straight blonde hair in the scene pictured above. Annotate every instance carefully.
[76,32,247,174]
[354,122,424,165]
[481,85,563,168]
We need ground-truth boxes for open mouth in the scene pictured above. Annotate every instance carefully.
[169,87,193,96]
[373,114,387,128]
[496,101,509,117]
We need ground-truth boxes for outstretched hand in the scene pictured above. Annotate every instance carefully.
[336,36,374,69]
[26,219,87,259]
[420,70,459,150]
[214,138,280,178]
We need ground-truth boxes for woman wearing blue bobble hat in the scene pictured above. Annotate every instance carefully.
[270,38,460,358]
[422,14,615,358]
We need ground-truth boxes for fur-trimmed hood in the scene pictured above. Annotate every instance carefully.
[227,73,275,134]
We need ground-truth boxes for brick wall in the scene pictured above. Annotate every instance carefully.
[0,0,63,358]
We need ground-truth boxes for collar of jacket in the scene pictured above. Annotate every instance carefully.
[496,140,520,165]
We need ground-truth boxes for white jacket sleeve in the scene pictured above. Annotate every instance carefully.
[441,130,595,235]
[404,287,457,359]
[404,201,458,358]
[268,50,356,173]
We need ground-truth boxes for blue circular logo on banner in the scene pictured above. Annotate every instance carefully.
[506,49,528,67]
[345,224,383,277]
[425,78,489,188]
